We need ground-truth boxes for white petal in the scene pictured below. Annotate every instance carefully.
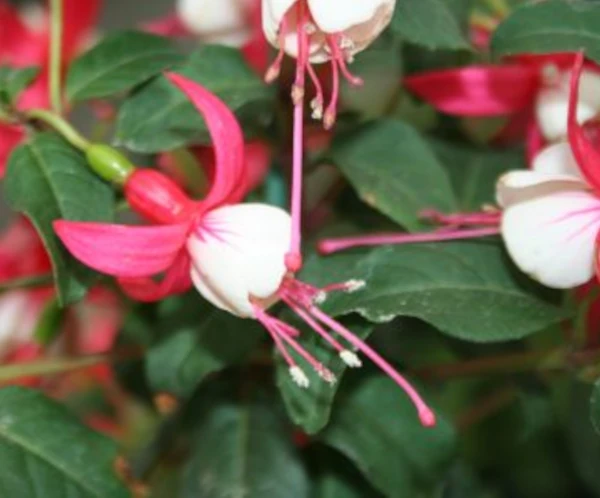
[308,0,393,32]
[177,0,249,45]
[0,292,35,357]
[188,203,291,318]
[531,142,582,179]
[262,0,297,50]
[502,190,600,288]
[496,170,587,208]
[536,69,600,142]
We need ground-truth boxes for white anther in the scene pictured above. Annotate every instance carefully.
[340,350,362,368]
[290,366,310,388]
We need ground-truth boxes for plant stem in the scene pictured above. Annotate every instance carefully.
[0,349,142,382]
[49,0,64,114]
[0,274,54,292]
[26,109,89,150]
[414,348,600,380]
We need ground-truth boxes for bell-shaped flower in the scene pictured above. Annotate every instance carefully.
[320,52,600,292]
[404,53,600,161]
[54,74,434,427]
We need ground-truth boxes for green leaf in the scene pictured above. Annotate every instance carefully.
[4,133,115,305]
[0,387,129,498]
[182,394,309,498]
[590,379,600,436]
[390,0,470,50]
[66,31,183,102]
[116,45,274,153]
[0,66,39,105]
[492,0,600,64]
[319,375,456,498]
[146,310,263,398]
[301,241,566,342]
[327,119,457,231]
[276,318,374,435]
[431,140,522,211]
[33,297,65,346]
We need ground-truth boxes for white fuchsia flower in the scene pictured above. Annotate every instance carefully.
[55,74,435,427]
[320,53,600,291]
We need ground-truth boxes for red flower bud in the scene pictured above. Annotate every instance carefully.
[124,169,196,224]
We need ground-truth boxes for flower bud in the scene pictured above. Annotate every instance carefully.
[124,169,196,224]
[85,144,135,185]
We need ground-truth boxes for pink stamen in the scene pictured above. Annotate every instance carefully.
[318,227,501,255]
[255,306,298,368]
[306,63,324,119]
[308,306,436,427]
[264,18,289,83]
[328,34,364,87]
[324,47,340,130]
[420,209,502,227]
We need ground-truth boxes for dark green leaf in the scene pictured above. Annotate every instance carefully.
[276,317,374,434]
[492,0,600,64]
[0,387,129,498]
[4,133,115,305]
[391,0,470,50]
[320,375,456,498]
[590,379,600,436]
[302,241,566,342]
[0,66,39,105]
[182,394,309,498]
[146,310,263,398]
[116,45,273,153]
[431,140,523,211]
[33,298,65,346]
[66,31,183,102]
[327,119,457,231]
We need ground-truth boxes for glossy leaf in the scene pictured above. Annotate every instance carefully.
[431,140,523,210]
[146,309,263,398]
[276,317,374,434]
[116,45,273,153]
[182,394,309,498]
[0,387,129,498]
[302,241,566,342]
[591,379,600,436]
[319,375,456,497]
[492,0,600,64]
[327,119,457,231]
[4,133,115,304]
[66,31,183,102]
[390,0,470,50]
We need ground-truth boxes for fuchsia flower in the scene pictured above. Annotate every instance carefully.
[321,53,600,291]
[404,53,600,161]
[54,73,435,426]
[262,0,396,272]
[0,0,100,173]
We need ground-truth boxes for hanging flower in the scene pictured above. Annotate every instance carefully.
[54,74,435,426]
[0,0,100,173]
[404,53,600,161]
[321,53,600,291]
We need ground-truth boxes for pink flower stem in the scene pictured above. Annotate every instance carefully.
[318,227,500,255]
[308,306,436,427]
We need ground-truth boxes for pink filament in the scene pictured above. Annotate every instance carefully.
[420,209,502,226]
[255,306,298,368]
[308,306,436,427]
[318,227,501,255]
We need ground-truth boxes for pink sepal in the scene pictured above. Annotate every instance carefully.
[404,65,539,116]
[118,250,191,301]
[54,220,189,278]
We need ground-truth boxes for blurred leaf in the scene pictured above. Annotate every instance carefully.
[327,119,457,231]
[182,391,309,498]
[67,31,183,102]
[319,375,456,498]
[590,379,600,436]
[4,133,115,305]
[33,297,65,346]
[116,45,273,153]
[492,0,600,64]
[276,318,374,434]
[431,140,523,210]
[0,66,39,105]
[0,387,129,498]
[391,0,470,50]
[302,241,566,342]
[146,309,263,398]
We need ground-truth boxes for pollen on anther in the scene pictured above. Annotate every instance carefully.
[340,350,362,368]
[319,368,337,385]
[290,366,310,388]
[345,279,366,293]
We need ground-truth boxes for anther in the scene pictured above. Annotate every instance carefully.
[340,350,362,368]
[290,366,310,388]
